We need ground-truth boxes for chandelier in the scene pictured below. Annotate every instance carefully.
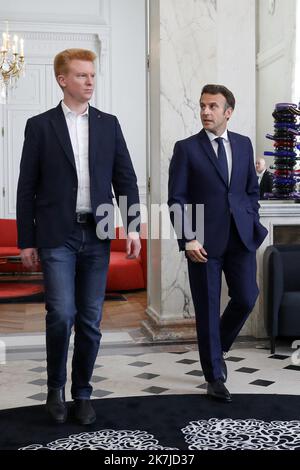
[0,22,25,102]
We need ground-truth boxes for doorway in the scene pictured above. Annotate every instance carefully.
[0,0,149,337]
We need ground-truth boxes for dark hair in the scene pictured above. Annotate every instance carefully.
[200,84,235,110]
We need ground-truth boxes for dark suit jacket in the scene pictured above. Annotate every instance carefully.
[17,103,140,248]
[168,128,268,257]
[259,169,273,199]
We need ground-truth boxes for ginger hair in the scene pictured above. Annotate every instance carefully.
[54,48,96,77]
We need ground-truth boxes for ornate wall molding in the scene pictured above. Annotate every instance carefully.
[4,25,111,113]
[259,201,300,217]
[256,41,286,70]
[268,0,276,15]
[16,31,102,42]
[0,0,110,26]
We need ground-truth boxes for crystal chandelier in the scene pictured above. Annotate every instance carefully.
[0,22,25,102]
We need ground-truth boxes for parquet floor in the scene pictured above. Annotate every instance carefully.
[0,280,147,333]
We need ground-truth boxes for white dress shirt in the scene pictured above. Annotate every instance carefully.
[205,129,233,183]
[185,128,232,251]
[257,169,266,185]
[61,101,92,213]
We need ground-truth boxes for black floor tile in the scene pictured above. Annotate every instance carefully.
[268,354,290,360]
[196,383,207,390]
[91,389,113,398]
[169,351,187,355]
[284,365,300,371]
[176,359,198,365]
[185,370,204,377]
[142,386,168,394]
[28,379,47,386]
[225,356,245,362]
[128,361,152,367]
[249,379,275,387]
[236,367,259,374]
[27,392,47,401]
[134,373,159,380]
[29,367,47,373]
[91,376,107,383]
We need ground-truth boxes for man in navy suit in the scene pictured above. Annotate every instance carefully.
[17,49,140,424]
[168,84,267,402]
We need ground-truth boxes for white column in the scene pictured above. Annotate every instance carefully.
[144,0,258,340]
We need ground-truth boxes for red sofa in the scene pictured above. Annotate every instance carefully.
[0,218,33,272]
[106,224,147,291]
[0,219,147,291]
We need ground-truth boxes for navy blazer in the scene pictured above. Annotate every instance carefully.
[168,129,268,256]
[259,169,274,199]
[17,103,140,248]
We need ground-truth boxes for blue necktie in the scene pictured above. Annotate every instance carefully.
[215,137,229,186]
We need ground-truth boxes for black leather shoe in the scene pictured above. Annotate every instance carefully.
[207,380,232,403]
[46,388,67,424]
[73,399,96,425]
[221,356,228,383]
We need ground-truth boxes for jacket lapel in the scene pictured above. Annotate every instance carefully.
[88,106,103,172]
[228,131,239,190]
[51,103,76,170]
[198,129,228,186]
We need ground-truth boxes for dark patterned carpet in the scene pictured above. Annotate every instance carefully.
[1,394,300,451]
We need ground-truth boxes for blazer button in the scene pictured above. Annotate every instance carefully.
[73,187,76,191]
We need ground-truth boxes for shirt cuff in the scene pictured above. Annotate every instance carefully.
[185,240,200,250]
[128,231,140,240]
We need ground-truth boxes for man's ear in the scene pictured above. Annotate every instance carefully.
[225,107,233,121]
[57,75,66,88]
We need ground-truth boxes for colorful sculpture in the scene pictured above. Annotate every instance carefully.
[264,102,300,199]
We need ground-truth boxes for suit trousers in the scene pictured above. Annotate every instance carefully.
[187,217,258,382]
[39,221,110,399]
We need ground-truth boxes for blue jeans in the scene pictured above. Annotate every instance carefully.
[39,222,110,399]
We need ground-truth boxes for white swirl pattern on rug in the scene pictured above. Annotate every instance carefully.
[182,418,300,450]
[19,429,178,450]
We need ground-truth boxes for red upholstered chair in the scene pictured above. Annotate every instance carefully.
[0,220,44,300]
[106,223,147,291]
[0,218,20,256]
[0,218,21,272]
[0,218,41,273]
[0,219,148,291]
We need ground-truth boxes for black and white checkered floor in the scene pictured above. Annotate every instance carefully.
[1,336,300,410]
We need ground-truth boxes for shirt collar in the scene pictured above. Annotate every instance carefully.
[61,100,89,118]
[205,129,229,143]
[257,169,266,177]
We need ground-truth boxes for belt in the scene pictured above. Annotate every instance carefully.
[75,212,94,224]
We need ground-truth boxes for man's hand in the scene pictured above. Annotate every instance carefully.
[20,248,39,269]
[126,232,141,259]
[185,240,208,263]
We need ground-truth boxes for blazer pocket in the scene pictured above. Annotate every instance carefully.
[246,207,255,214]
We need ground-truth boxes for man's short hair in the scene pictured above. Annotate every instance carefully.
[54,48,97,77]
[200,84,235,110]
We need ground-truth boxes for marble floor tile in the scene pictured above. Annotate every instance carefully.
[0,341,299,410]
